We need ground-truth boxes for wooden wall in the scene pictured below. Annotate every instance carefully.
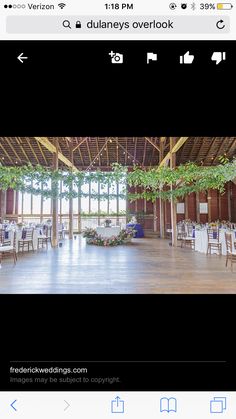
[127,182,236,235]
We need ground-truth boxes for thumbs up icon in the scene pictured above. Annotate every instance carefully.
[180,51,194,64]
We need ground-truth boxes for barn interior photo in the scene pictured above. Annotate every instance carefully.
[0,137,236,294]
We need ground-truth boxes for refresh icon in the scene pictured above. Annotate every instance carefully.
[216,19,225,29]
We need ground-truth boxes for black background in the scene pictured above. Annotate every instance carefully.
[0,40,235,391]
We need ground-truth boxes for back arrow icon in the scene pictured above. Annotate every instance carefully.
[10,400,17,411]
[17,52,28,63]
[64,400,70,411]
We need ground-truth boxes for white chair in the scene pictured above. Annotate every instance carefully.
[0,231,17,265]
[225,232,236,272]
[18,228,34,252]
[207,228,222,255]
[181,225,195,250]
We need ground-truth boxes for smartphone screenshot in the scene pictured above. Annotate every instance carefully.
[0,0,236,416]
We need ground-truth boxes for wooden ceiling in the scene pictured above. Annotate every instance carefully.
[0,137,235,169]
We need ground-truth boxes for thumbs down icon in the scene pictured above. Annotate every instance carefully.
[180,51,194,64]
[211,51,226,64]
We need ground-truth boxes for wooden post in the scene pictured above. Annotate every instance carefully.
[153,200,157,232]
[40,184,43,223]
[116,182,119,226]
[12,190,16,217]
[208,191,212,223]
[78,183,81,233]
[170,138,177,247]
[159,142,165,238]
[134,187,138,213]
[185,195,189,220]
[218,191,222,220]
[69,144,74,239]
[228,183,232,222]
[0,190,7,221]
[52,139,59,247]
[98,181,101,226]
[196,192,200,223]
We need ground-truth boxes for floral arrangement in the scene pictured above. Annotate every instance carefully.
[83,227,136,246]
[82,228,97,238]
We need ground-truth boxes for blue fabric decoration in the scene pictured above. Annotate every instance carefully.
[126,223,144,238]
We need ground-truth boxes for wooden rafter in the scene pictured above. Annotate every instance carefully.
[143,139,147,166]
[0,141,14,163]
[36,141,48,166]
[113,137,142,165]
[106,141,110,167]
[73,137,88,152]
[87,138,110,170]
[17,137,31,163]
[196,137,207,162]
[226,138,236,157]
[134,138,137,162]
[26,138,40,164]
[213,137,227,164]
[203,137,217,164]
[189,137,201,161]
[159,137,189,167]
[34,137,78,171]
[86,138,92,165]
[145,137,160,152]
[6,138,22,163]
[96,137,101,166]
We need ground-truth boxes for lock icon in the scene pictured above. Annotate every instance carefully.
[76,21,81,29]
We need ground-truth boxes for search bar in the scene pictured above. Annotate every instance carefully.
[6,15,230,34]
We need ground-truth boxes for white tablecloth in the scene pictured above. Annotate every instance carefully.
[96,226,121,238]
[194,229,236,256]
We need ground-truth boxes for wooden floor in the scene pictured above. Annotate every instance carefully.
[0,236,235,294]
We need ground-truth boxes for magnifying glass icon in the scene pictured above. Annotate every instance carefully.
[63,20,71,29]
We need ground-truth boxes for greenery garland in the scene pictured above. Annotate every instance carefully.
[0,157,236,201]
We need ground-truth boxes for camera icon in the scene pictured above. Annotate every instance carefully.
[181,3,187,9]
[109,51,124,64]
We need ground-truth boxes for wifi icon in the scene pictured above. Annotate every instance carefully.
[58,3,66,8]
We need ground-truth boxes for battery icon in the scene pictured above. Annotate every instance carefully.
[217,3,233,9]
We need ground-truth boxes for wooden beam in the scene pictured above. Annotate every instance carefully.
[228,183,232,221]
[196,192,200,223]
[212,137,227,165]
[86,138,92,166]
[142,139,147,166]
[36,141,48,166]
[113,138,142,165]
[87,139,109,170]
[0,190,7,221]
[73,137,88,152]
[185,195,189,219]
[96,137,101,166]
[203,137,216,164]
[159,137,189,167]
[0,141,14,163]
[208,191,212,222]
[17,137,31,163]
[145,137,160,152]
[35,137,78,171]
[27,138,40,164]
[6,138,22,163]
[226,138,236,158]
